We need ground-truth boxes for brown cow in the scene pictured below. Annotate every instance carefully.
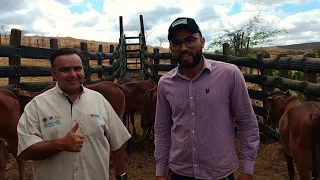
[120,80,157,137]
[267,91,320,180]
[0,89,26,180]
[141,86,157,140]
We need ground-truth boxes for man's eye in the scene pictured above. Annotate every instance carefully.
[185,38,195,42]
[172,41,182,45]
[59,68,69,72]
[74,67,82,71]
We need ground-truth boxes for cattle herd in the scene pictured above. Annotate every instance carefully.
[1,80,320,180]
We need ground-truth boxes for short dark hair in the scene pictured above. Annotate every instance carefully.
[49,48,82,68]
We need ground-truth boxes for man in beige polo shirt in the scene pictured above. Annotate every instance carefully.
[17,48,131,180]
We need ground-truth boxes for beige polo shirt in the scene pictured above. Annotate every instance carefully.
[17,83,131,180]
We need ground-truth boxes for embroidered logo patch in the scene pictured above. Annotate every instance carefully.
[89,114,100,118]
[43,116,61,128]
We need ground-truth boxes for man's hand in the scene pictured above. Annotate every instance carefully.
[61,122,84,152]
[237,173,253,180]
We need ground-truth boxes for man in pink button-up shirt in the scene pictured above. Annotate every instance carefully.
[154,17,260,180]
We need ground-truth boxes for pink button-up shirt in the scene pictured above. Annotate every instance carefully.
[154,57,260,179]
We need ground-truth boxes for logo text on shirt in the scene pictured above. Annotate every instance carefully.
[43,116,61,128]
[88,114,101,118]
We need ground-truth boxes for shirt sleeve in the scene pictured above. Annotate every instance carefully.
[103,99,131,151]
[230,65,260,175]
[17,100,44,156]
[154,79,172,177]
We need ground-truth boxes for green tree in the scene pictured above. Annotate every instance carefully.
[209,13,287,57]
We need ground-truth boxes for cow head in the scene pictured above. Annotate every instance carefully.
[266,91,289,129]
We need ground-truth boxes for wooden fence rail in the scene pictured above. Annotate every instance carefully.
[0,28,126,92]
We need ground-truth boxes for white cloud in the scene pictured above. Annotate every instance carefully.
[0,0,318,48]
[70,0,83,3]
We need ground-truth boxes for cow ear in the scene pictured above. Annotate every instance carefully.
[266,97,272,101]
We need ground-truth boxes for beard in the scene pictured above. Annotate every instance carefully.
[174,50,202,69]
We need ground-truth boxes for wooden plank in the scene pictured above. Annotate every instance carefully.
[152,64,320,97]
[90,65,113,74]
[248,89,267,101]
[141,49,320,73]
[258,122,281,144]
[0,45,114,61]
[81,51,114,60]
[0,84,17,91]
[0,66,51,77]
[244,74,320,97]
[156,53,173,60]
[17,81,56,92]
[156,64,177,71]
[13,45,53,59]
[253,105,267,116]
[9,29,21,84]
[125,36,139,39]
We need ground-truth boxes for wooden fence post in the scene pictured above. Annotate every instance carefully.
[140,15,146,47]
[257,50,272,126]
[80,42,90,80]
[9,28,22,85]
[98,44,103,78]
[50,39,58,50]
[50,38,58,81]
[258,51,273,93]
[278,54,288,78]
[303,53,317,101]
[109,45,114,65]
[152,48,159,76]
[222,43,230,56]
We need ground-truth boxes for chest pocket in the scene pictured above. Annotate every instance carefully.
[77,114,105,138]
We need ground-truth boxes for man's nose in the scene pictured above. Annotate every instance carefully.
[69,69,77,77]
[180,42,188,51]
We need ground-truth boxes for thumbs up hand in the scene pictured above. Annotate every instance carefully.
[61,122,85,152]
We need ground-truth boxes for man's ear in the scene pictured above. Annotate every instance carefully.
[201,37,205,48]
[50,68,57,80]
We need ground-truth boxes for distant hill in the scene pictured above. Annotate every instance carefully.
[275,42,320,51]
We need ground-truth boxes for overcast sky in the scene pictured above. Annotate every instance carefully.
[0,0,319,50]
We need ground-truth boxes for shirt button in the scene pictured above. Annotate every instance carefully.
[190,97,193,99]
[192,130,195,133]
[193,148,196,151]
[75,168,78,171]
[194,164,198,167]
[192,112,194,115]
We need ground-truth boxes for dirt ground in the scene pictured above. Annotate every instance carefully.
[4,114,300,180]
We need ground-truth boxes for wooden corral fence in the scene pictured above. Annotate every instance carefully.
[0,27,128,92]
[140,43,320,144]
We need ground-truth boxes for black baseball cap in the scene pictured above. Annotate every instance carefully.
[168,17,202,41]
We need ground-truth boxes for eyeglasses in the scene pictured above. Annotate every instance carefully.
[169,36,201,51]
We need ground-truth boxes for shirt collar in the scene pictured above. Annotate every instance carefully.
[170,55,212,79]
[53,82,85,98]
